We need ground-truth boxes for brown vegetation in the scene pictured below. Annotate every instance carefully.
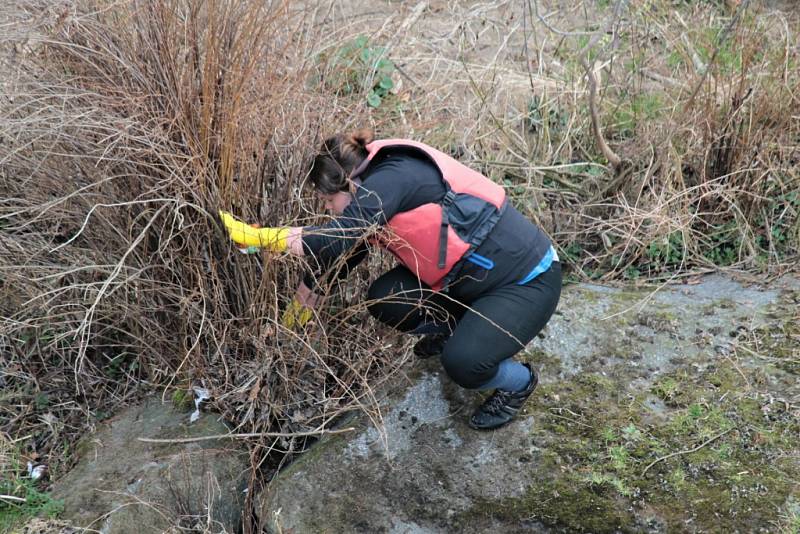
[0,2,395,529]
[1,0,798,531]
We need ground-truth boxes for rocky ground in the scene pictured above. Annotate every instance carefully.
[257,273,799,533]
[15,274,798,533]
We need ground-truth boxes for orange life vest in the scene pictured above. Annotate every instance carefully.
[352,140,507,291]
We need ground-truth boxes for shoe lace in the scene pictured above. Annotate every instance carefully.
[483,390,513,415]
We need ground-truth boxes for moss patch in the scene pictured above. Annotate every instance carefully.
[463,304,800,533]
[463,456,638,532]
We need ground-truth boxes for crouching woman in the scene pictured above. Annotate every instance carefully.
[219,129,561,430]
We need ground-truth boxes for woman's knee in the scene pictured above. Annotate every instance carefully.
[366,282,398,325]
[366,271,426,330]
[440,346,495,389]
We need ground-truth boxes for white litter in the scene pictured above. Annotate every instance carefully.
[189,387,211,423]
[26,462,47,480]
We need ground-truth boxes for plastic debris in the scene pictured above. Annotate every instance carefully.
[189,387,211,423]
[26,462,47,480]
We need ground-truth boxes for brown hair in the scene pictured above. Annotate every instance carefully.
[309,128,374,194]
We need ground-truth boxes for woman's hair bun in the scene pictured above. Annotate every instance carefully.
[348,128,374,149]
[309,128,373,193]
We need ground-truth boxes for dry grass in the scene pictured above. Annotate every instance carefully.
[338,0,800,280]
[0,0,799,531]
[467,1,799,280]
[0,2,402,529]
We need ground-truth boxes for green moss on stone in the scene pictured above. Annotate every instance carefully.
[512,329,800,533]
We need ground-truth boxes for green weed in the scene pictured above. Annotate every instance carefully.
[526,96,569,134]
[698,27,743,75]
[0,480,64,531]
[0,444,63,531]
[609,445,629,471]
[562,243,583,264]
[323,35,395,108]
[621,423,641,441]
[104,352,139,380]
[587,471,633,497]
[702,221,740,266]
[645,230,684,269]
[171,388,193,411]
[601,427,617,442]
[613,93,665,138]
[652,377,680,402]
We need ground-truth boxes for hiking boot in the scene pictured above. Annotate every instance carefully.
[469,364,538,430]
[413,333,449,359]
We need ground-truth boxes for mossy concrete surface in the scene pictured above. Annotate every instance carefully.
[259,275,799,533]
[45,397,249,534]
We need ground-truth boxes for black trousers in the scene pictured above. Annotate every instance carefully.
[366,262,562,389]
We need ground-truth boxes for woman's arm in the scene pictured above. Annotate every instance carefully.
[286,227,305,256]
[294,279,320,308]
[285,244,367,328]
[219,211,306,255]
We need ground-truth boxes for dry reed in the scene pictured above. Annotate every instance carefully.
[0,3,402,528]
[1,0,799,531]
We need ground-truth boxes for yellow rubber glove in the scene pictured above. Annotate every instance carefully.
[218,210,289,252]
[281,297,314,329]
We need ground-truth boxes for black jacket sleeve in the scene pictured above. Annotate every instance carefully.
[302,242,369,291]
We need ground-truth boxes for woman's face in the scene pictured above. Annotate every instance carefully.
[319,191,352,215]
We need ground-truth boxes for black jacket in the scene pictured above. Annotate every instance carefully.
[302,148,551,300]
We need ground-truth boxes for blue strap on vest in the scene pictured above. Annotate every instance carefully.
[465,252,495,270]
[517,245,556,285]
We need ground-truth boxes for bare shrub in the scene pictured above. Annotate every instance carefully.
[431,0,799,280]
[0,1,400,515]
